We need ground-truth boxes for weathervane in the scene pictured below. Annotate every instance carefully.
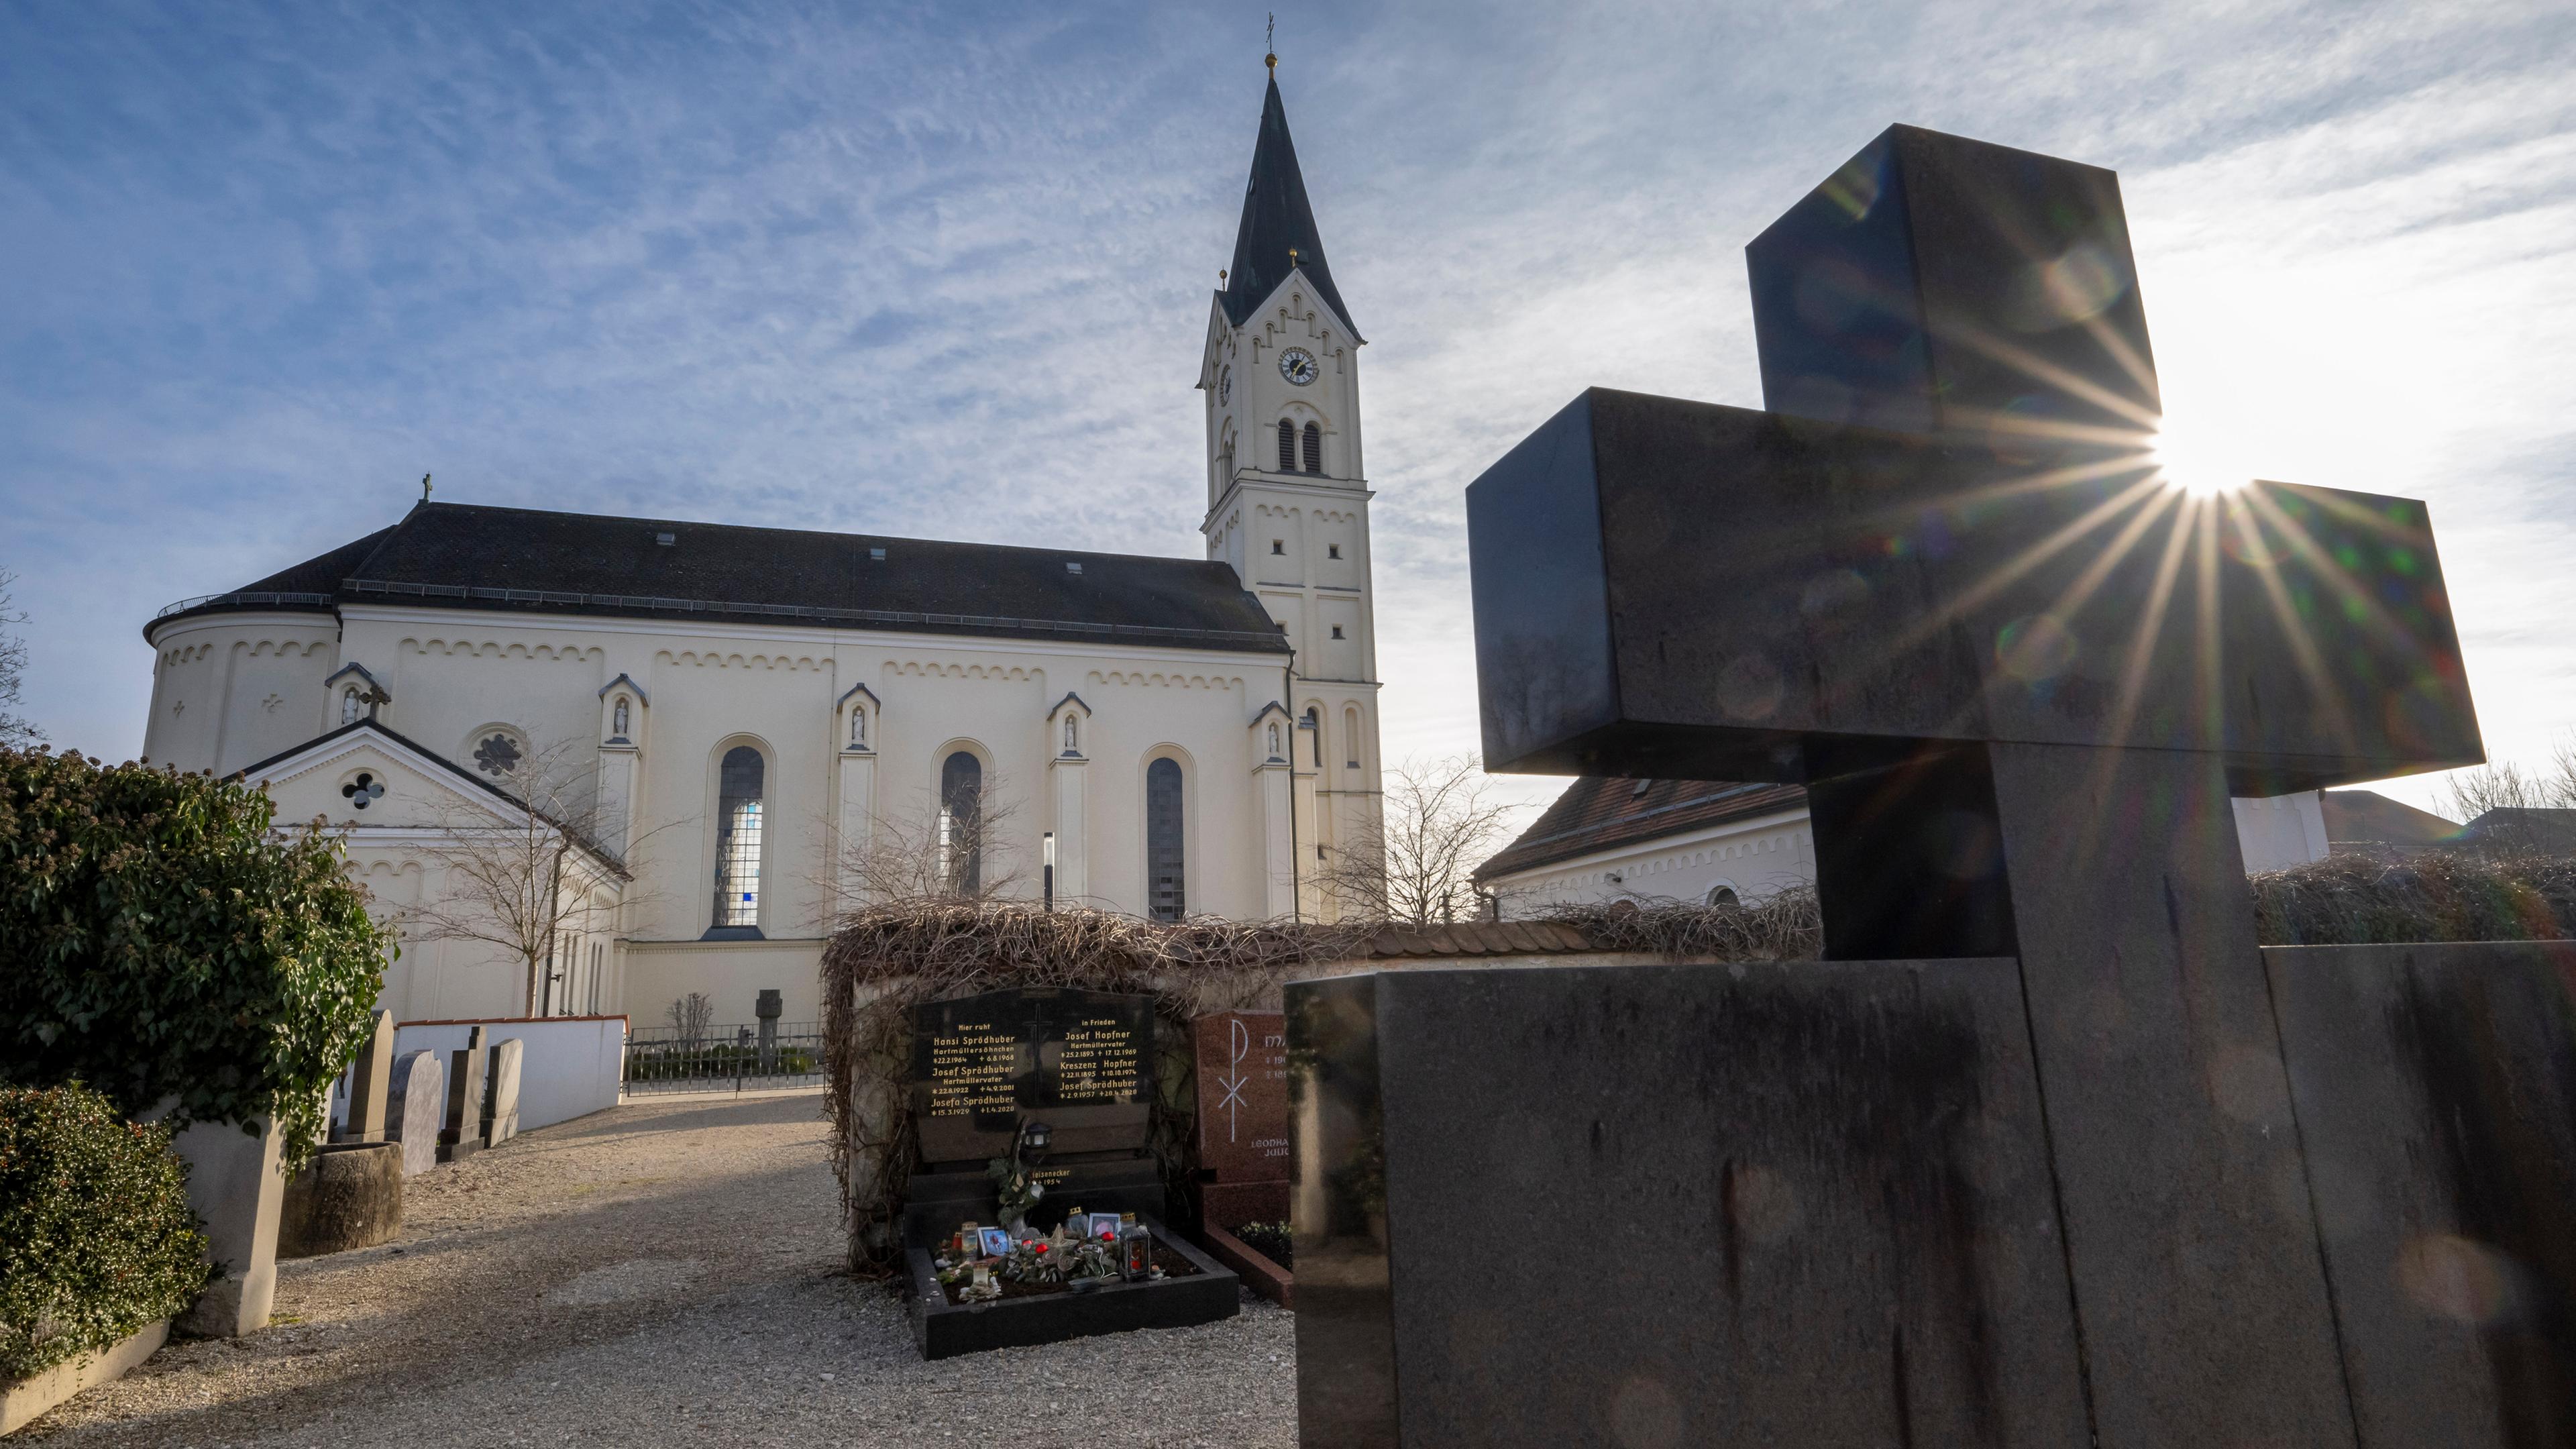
[1265,13,1275,73]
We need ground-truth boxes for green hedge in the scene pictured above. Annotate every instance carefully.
[0,1084,211,1381]
[0,748,392,1166]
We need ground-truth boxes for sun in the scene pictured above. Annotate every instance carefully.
[2147,421,2249,498]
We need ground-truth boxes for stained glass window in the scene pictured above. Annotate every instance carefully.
[1147,758,1185,922]
[713,746,765,926]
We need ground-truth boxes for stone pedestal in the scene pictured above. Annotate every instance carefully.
[277,1142,403,1258]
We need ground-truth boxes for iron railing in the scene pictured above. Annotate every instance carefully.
[623,1021,825,1094]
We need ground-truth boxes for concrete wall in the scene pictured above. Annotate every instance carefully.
[395,1016,627,1132]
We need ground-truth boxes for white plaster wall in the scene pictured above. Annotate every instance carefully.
[1490,810,1818,916]
[394,1016,626,1131]
[1489,792,2335,914]
[2231,791,2331,872]
[142,614,337,773]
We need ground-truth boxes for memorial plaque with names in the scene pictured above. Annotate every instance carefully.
[1193,1011,1290,1229]
[912,987,1154,1168]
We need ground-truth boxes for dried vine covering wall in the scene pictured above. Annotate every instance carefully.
[820,860,2576,1274]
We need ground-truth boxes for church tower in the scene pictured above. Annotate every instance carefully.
[1198,60,1383,920]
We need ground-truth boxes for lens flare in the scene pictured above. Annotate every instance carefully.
[2148,424,2247,497]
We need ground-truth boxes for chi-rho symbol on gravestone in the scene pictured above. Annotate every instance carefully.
[1464,123,2481,1446]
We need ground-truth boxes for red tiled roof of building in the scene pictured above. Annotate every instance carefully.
[1473,778,1808,883]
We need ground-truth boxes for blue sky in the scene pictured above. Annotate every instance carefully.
[5,0,2573,819]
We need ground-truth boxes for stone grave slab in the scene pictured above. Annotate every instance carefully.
[1289,963,2087,1448]
[904,1216,1238,1360]
[1192,1010,1289,1229]
[341,1009,396,1143]
[2265,941,2576,1444]
[382,1050,444,1177]
[482,1036,523,1149]
[439,1024,487,1163]
[903,986,1162,1248]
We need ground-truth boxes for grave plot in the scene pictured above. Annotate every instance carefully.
[902,986,1238,1358]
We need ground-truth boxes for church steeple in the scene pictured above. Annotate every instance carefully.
[1221,75,1361,341]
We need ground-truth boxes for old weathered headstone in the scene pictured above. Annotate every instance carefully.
[440,1024,487,1163]
[1191,1011,1288,1229]
[382,1050,445,1177]
[342,1008,397,1143]
[482,1036,523,1149]
[902,986,1161,1246]
[1293,122,2508,1448]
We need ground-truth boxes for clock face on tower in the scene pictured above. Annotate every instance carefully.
[1278,347,1318,386]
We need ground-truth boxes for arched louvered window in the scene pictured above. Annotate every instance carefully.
[939,751,983,896]
[1304,706,1322,767]
[1146,758,1185,922]
[1277,419,1297,472]
[713,746,765,928]
[1301,423,1322,474]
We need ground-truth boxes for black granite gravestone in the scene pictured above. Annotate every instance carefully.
[902,986,1165,1248]
[1288,123,2558,1449]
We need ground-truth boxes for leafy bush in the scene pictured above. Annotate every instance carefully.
[0,1084,211,1381]
[0,748,392,1167]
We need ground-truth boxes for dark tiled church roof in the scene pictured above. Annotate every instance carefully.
[149,502,1292,655]
[1474,777,1809,882]
[1220,76,1361,341]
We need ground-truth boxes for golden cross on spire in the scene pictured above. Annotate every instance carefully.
[1265,13,1276,73]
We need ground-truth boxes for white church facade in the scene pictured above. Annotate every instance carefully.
[138,71,1382,1027]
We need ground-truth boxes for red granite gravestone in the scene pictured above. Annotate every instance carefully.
[1192,1010,1289,1228]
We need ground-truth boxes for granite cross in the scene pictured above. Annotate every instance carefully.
[1466,124,2483,1445]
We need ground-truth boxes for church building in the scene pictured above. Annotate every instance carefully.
[137,70,1383,1026]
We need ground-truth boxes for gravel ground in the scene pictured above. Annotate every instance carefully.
[22,1091,1297,1448]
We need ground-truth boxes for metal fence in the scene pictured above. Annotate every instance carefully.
[623,1021,826,1094]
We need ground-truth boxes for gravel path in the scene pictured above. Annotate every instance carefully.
[23,1091,1297,1447]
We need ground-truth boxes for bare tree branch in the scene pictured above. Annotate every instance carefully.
[403,736,670,1016]
[0,569,42,749]
[816,773,1028,922]
[1315,755,1525,926]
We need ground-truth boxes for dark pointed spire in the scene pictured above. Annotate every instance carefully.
[1221,74,1361,341]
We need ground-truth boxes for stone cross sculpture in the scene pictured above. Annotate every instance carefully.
[1443,125,2483,1446]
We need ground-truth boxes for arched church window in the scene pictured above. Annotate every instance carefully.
[1146,758,1185,922]
[1304,706,1322,767]
[1707,885,1740,908]
[939,751,983,896]
[612,698,630,737]
[341,687,362,726]
[1301,423,1322,474]
[1277,419,1297,472]
[1344,705,1362,770]
[712,746,765,928]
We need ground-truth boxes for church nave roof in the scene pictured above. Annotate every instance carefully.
[150,501,1293,655]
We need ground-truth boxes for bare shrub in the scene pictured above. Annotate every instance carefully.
[1316,755,1522,924]
[666,991,714,1049]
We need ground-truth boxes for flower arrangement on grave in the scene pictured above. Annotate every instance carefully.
[986,1120,1051,1235]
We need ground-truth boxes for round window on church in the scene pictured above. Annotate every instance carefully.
[472,731,524,776]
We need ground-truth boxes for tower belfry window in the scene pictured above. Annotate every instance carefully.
[1277,419,1296,472]
[1301,423,1322,474]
